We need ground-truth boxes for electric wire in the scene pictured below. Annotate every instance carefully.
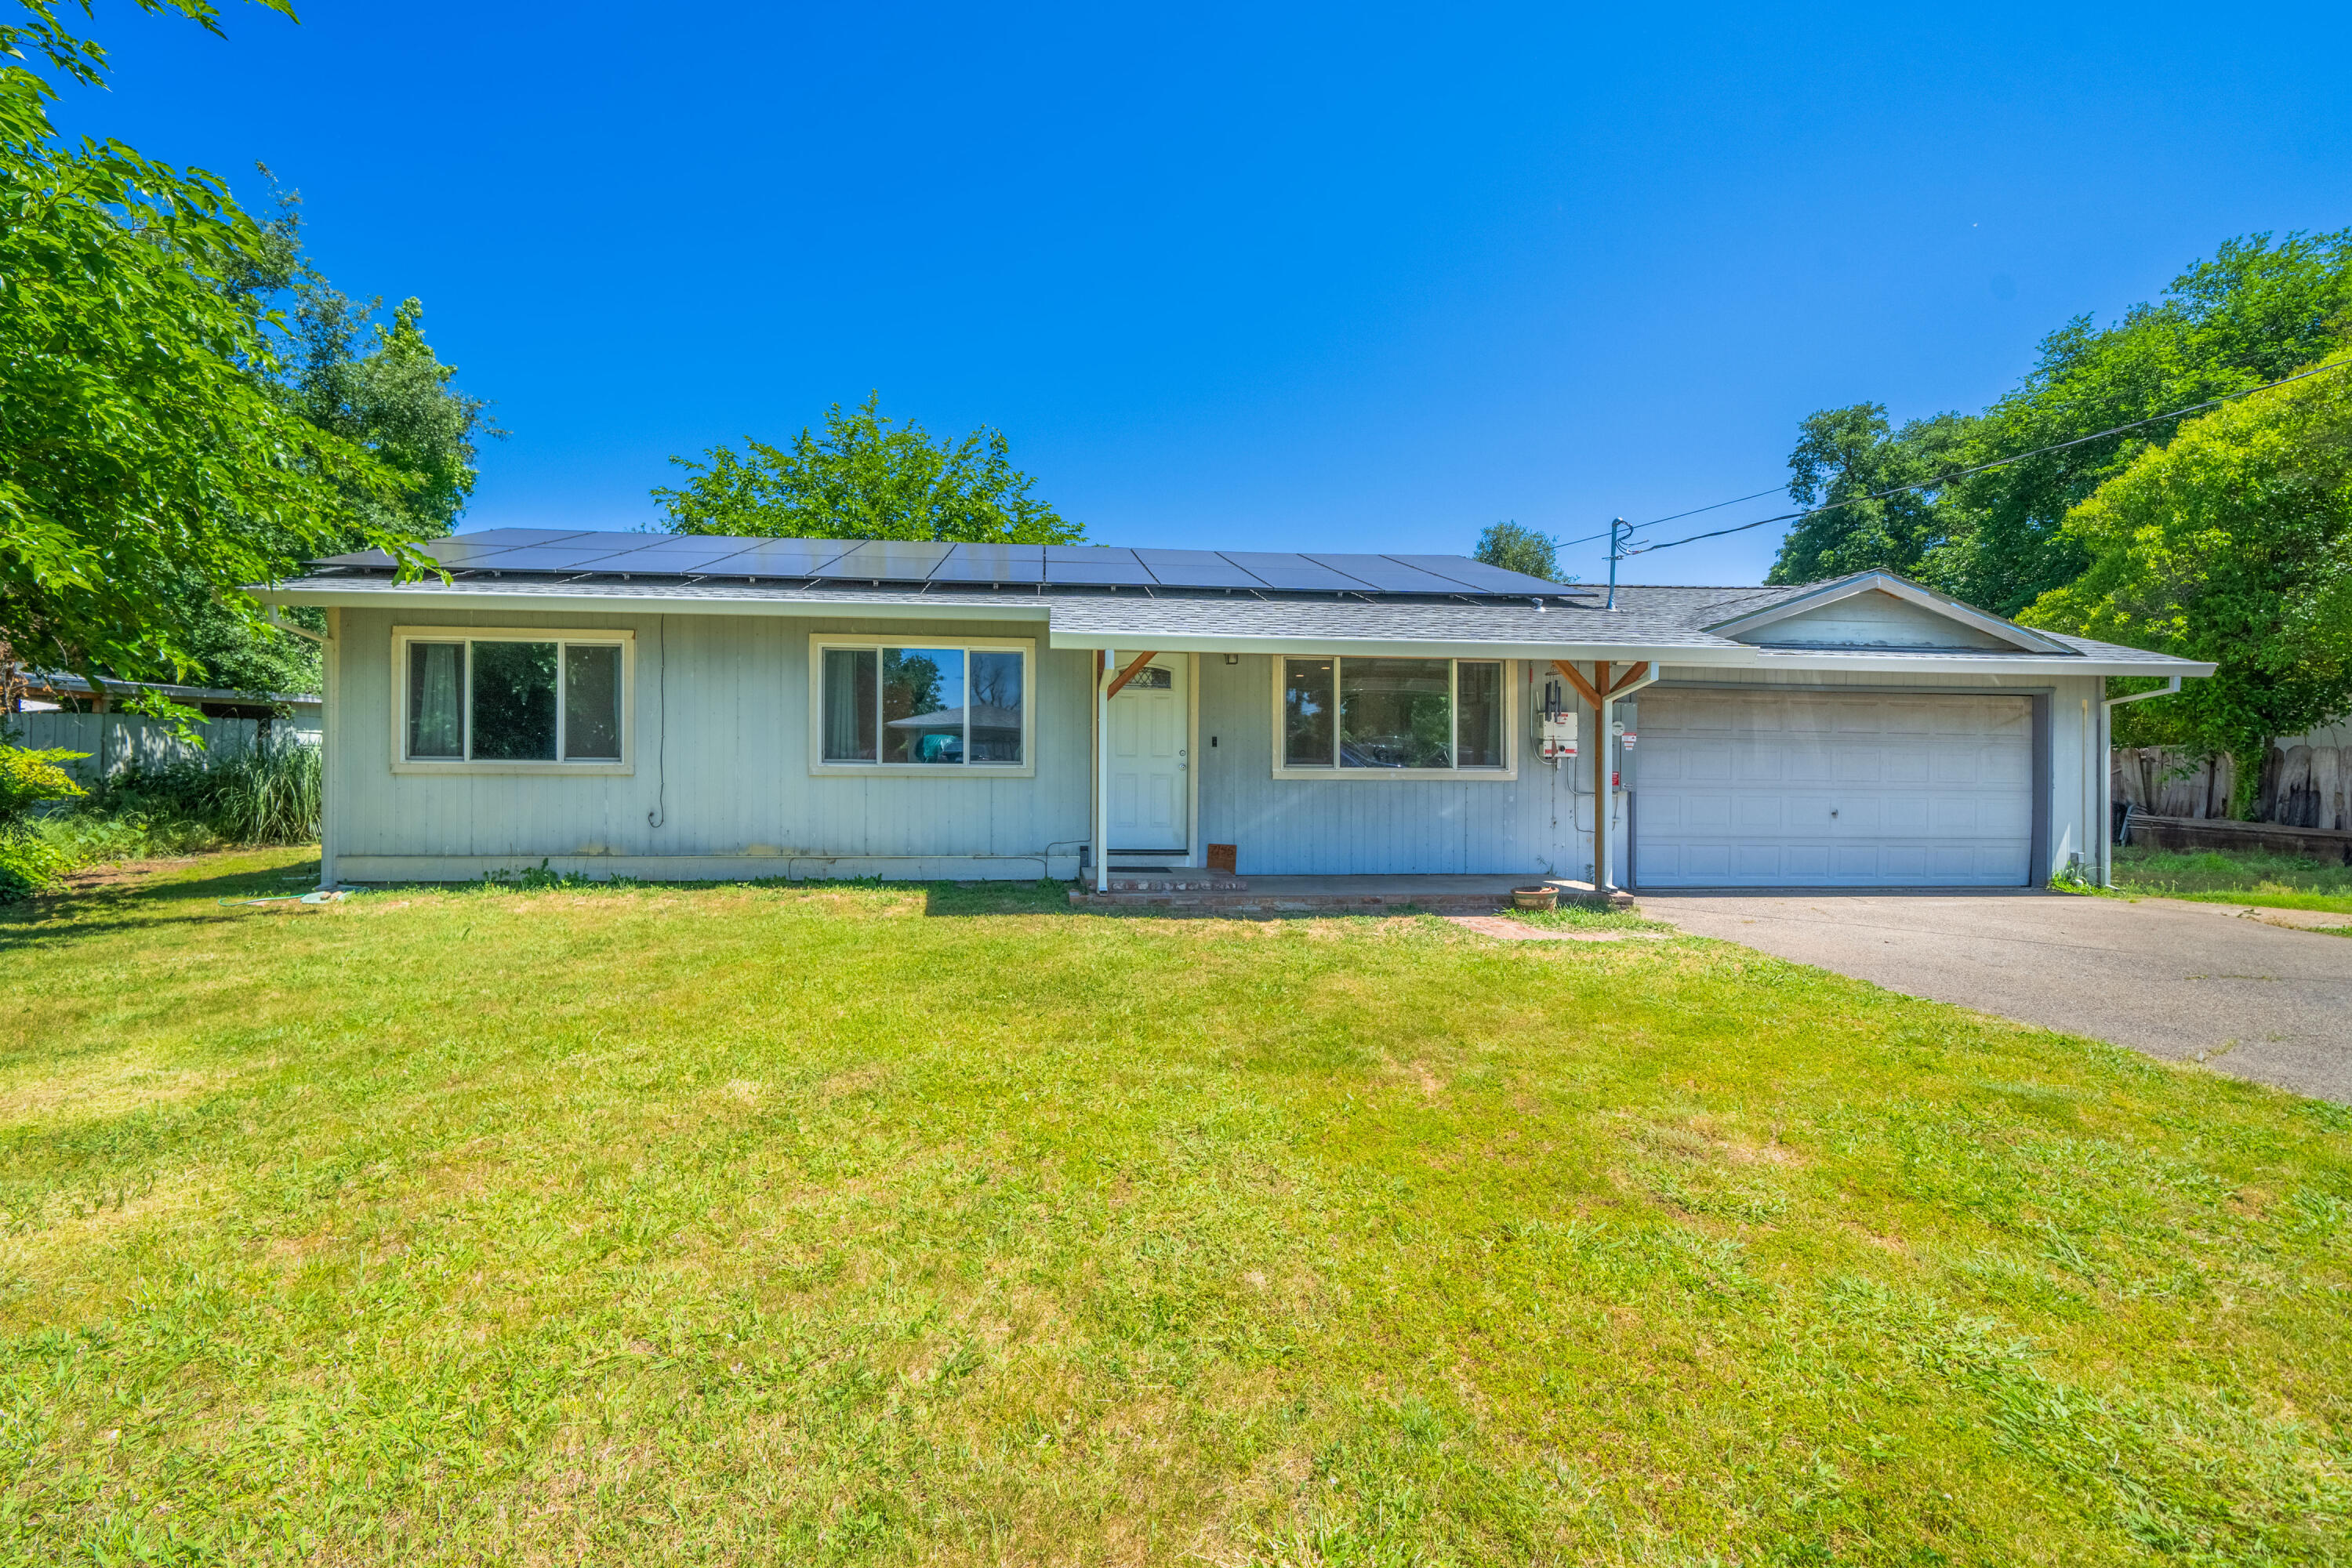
[1618,356,2352,558]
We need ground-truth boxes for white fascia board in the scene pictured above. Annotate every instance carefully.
[1038,626,2210,677]
[252,583,1055,626]
[1745,648,2214,677]
[1041,626,1763,663]
[1708,570,2072,655]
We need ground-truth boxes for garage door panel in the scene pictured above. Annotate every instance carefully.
[1679,844,1730,879]
[1635,690,2033,888]
[1678,794,1732,831]
[1838,799,1884,831]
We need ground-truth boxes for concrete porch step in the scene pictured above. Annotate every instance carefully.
[1075,888,1516,914]
[1102,872,1249,892]
[1069,873,1635,916]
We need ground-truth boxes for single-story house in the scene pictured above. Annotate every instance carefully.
[256,528,2212,891]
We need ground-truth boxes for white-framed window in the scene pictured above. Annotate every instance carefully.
[390,626,634,775]
[1272,656,1514,779]
[808,634,1035,777]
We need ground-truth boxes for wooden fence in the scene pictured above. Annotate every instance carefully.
[8,710,321,785]
[2113,743,2352,832]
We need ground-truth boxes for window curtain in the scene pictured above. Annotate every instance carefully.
[408,643,464,758]
[823,648,877,761]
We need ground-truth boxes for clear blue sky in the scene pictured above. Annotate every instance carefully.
[58,1,2352,585]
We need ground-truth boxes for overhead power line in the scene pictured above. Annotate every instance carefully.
[1621,356,2352,558]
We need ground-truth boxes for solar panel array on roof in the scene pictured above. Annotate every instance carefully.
[937,543,1047,583]
[307,528,1576,595]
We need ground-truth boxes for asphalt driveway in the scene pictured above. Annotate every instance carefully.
[1637,889,2352,1102]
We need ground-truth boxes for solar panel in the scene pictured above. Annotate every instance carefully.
[458,545,641,572]
[718,539,855,575]
[1135,550,1264,590]
[301,527,1570,597]
[310,529,598,570]
[568,537,759,573]
[442,528,601,549]
[1043,546,1157,586]
[933,543,1047,584]
[424,532,602,567]
[1305,554,1475,593]
[1219,552,1376,593]
[818,540,956,581]
[1382,554,1568,593]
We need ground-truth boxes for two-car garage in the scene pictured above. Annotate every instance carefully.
[1632,688,2040,888]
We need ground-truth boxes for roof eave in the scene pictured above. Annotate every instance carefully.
[1044,626,1761,662]
[251,580,1059,624]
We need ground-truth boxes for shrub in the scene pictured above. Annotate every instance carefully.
[84,735,321,845]
[0,744,87,822]
[0,743,93,900]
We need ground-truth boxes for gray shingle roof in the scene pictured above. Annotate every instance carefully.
[258,568,2209,675]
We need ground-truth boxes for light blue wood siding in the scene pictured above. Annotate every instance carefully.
[1196,655,1570,876]
[323,608,2105,886]
[327,605,1088,881]
[1194,657,2103,880]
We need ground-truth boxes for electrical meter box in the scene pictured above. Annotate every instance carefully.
[1611,697,1639,788]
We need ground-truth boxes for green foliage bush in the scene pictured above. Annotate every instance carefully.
[0,742,91,899]
[0,743,85,821]
[0,737,321,901]
[85,737,322,847]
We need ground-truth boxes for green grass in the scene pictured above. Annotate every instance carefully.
[2111,844,2352,917]
[1494,898,1676,935]
[2,852,2348,1565]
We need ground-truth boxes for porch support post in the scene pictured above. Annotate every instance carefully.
[1093,648,1112,894]
[1592,661,1613,892]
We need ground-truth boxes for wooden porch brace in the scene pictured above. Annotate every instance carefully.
[1551,659,1650,892]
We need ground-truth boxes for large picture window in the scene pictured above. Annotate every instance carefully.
[393,629,632,771]
[811,637,1032,774]
[1277,656,1509,775]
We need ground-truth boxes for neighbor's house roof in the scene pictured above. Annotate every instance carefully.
[253,531,2214,680]
[16,670,322,708]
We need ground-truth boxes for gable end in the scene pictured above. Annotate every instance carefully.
[1704,572,2073,655]
[1736,589,2011,649]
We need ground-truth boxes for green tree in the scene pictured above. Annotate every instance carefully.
[1769,231,2352,613]
[165,191,495,696]
[2020,350,2352,818]
[1472,521,1564,581]
[1767,405,1973,584]
[0,0,422,705]
[655,393,1082,543]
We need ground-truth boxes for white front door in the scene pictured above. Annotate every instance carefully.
[1107,655,1189,852]
[1635,690,2034,887]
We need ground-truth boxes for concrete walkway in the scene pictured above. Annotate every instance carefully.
[1637,888,2352,1102]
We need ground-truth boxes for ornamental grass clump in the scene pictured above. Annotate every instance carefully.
[86,734,321,846]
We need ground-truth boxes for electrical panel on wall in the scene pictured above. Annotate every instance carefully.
[1534,672,1578,762]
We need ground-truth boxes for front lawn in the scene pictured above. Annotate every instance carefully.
[2111,844,2352,918]
[3,853,2347,1564]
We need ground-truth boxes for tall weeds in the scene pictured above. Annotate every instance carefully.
[89,735,322,845]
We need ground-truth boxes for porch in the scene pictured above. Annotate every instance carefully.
[1069,871,1634,915]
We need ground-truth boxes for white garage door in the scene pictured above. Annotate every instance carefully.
[1634,690,2034,888]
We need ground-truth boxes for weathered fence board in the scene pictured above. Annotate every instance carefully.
[9,711,321,784]
[2125,813,2352,862]
[2113,744,2352,831]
